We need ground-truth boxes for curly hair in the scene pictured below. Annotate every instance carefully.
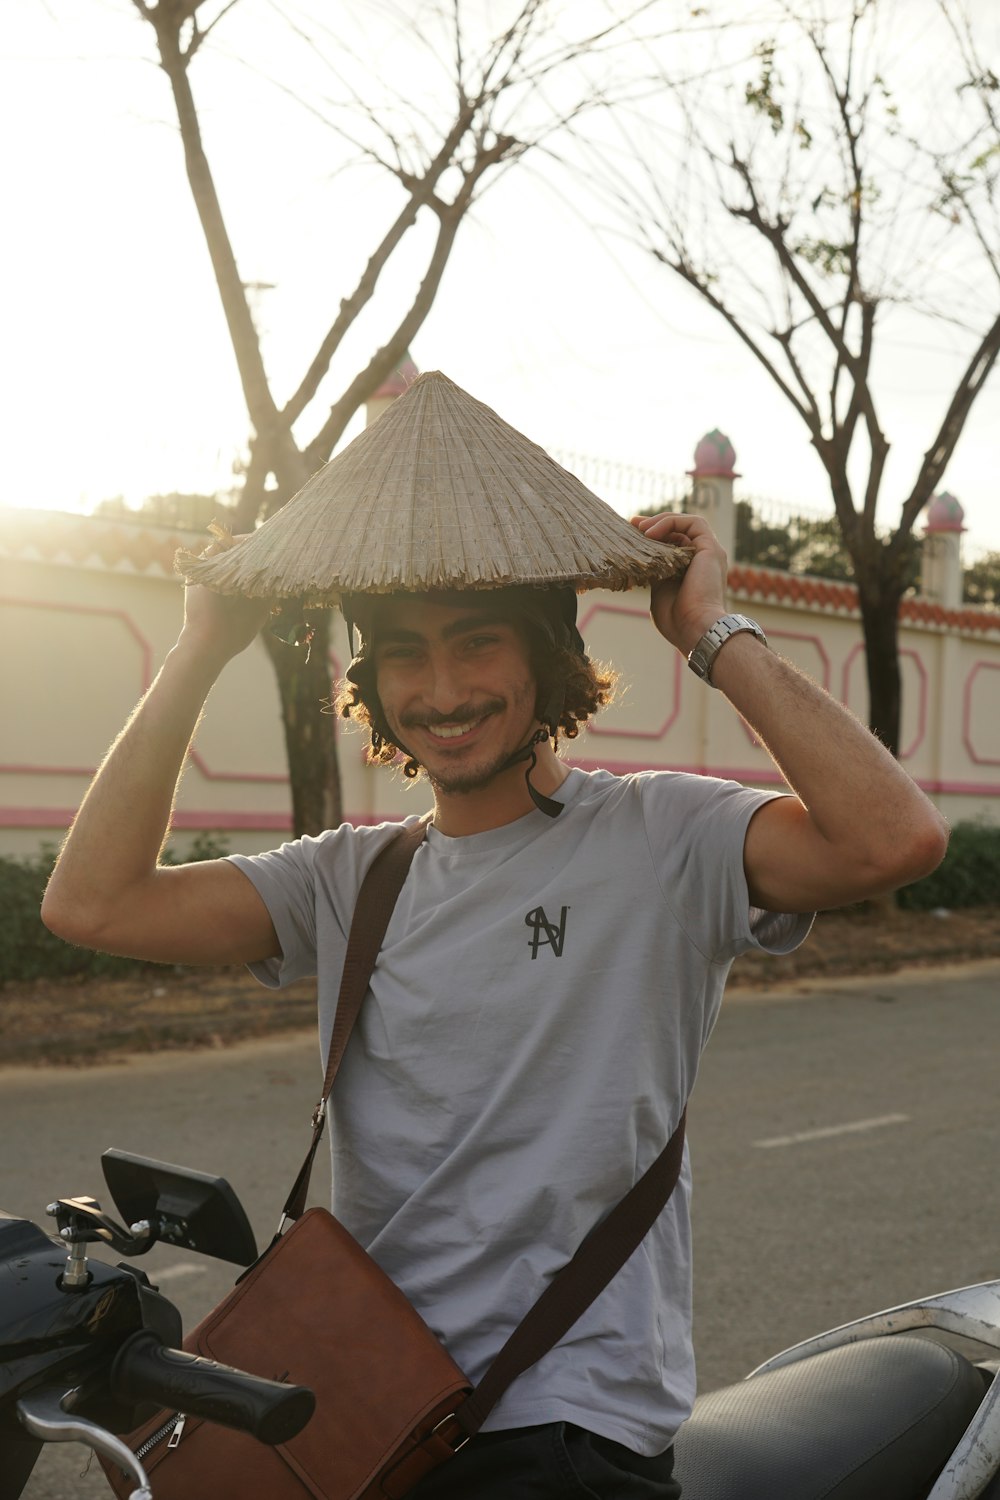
[335,638,617,779]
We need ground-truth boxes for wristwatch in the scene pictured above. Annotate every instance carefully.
[687,613,767,687]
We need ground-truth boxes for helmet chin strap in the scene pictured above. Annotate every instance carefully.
[496,728,565,818]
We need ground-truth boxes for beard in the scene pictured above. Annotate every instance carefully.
[424,741,532,797]
[395,694,537,795]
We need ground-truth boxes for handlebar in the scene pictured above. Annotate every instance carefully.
[110,1330,315,1446]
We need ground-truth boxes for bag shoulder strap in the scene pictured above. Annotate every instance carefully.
[285,812,687,1431]
[318,816,431,1101]
[459,1107,686,1433]
[281,817,430,1224]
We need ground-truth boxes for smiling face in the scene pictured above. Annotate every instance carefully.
[372,597,541,797]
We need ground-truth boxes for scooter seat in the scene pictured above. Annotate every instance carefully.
[673,1333,986,1500]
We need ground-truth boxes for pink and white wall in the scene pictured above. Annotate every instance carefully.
[2,478,998,858]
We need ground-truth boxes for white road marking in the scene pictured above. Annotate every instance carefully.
[153,1262,206,1282]
[754,1113,910,1149]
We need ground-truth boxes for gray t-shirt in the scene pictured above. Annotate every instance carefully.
[230,767,811,1454]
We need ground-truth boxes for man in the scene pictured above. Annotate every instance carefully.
[41,501,946,1498]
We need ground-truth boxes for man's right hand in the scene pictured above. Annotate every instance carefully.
[178,537,274,669]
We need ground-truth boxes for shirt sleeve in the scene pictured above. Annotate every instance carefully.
[227,817,424,989]
[638,773,813,963]
[227,833,330,988]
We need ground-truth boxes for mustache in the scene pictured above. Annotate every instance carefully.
[400,698,504,730]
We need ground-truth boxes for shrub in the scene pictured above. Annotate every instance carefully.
[160,831,233,865]
[897,821,1000,911]
[0,834,231,984]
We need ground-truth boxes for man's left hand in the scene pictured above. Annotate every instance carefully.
[631,512,728,655]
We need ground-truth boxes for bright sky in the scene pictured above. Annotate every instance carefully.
[4,0,999,554]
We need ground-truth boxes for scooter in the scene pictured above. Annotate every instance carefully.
[0,1150,314,1500]
[3,1154,1000,1500]
[674,1280,1000,1499]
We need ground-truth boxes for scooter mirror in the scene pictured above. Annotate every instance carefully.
[101,1151,258,1267]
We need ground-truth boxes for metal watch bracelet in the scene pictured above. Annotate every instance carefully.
[687,613,768,687]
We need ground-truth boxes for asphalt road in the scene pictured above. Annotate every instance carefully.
[5,959,999,1498]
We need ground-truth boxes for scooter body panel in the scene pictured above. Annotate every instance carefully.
[0,1221,143,1405]
[674,1334,987,1500]
[753,1281,1000,1374]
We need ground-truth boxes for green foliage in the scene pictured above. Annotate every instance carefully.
[0,834,231,984]
[160,831,232,866]
[898,822,1000,911]
[630,499,935,589]
[0,846,135,984]
[733,502,922,587]
[735,503,845,577]
[745,41,784,134]
[794,239,853,277]
[963,551,1000,607]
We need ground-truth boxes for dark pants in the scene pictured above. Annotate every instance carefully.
[408,1422,681,1498]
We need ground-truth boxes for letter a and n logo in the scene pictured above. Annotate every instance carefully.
[525,905,569,960]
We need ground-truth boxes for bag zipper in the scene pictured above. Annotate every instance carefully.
[135,1412,186,1460]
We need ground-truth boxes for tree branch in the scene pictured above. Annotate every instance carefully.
[281,97,479,429]
[303,212,463,470]
[302,123,521,470]
[895,311,1000,545]
[657,251,815,428]
[136,2,280,442]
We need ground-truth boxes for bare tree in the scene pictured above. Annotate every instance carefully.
[129,0,663,833]
[572,0,1000,755]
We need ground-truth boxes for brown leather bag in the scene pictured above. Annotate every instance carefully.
[105,1207,471,1499]
[102,819,687,1499]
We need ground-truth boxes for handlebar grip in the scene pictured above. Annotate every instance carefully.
[110,1330,315,1446]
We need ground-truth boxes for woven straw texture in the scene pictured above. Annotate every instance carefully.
[178,371,688,602]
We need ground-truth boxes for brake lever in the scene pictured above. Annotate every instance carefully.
[17,1384,152,1500]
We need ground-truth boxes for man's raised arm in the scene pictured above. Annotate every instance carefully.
[41,568,282,967]
[633,513,949,915]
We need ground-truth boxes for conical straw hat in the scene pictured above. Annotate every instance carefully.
[178,371,689,603]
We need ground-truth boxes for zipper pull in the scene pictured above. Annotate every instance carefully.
[167,1414,187,1450]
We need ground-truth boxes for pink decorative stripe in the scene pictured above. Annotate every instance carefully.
[919,780,1000,795]
[0,763,97,777]
[771,629,832,686]
[841,643,928,761]
[186,750,290,784]
[963,661,1000,766]
[576,600,683,741]
[563,760,1000,797]
[6,768,999,835]
[590,655,682,741]
[0,596,345,787]
[2,595,154,688]
[170,811,293,830]
[566,758,788,783]
[737,628,832,747]
[0,756,290,785]
[0,809,78,827]
[577,600,648,631]
[1,807,292,831]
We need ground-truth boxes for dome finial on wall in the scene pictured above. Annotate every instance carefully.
[924,491,965,534]
[687,429,739,480]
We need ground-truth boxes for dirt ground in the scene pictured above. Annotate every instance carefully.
[2,904,998,1068]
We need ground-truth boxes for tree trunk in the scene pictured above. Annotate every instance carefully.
[263,613,342,837]
[855,577,905,757]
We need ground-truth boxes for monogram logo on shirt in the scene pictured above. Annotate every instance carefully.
[525,905,569,959]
